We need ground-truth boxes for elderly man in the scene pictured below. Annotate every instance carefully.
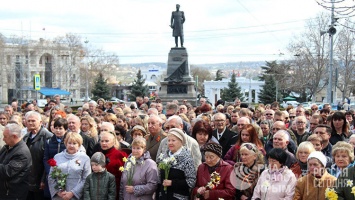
[22,111,52,200]
[4,105,13,116]
[88,100,97,113]
[11,101,21,112]
[234,98,241,107]
[67,115,95,157]
[146,114,167,160]
[265,121,297,154]
[272,130,297,168]
[264,109,275,121]
[179,105,188,115]
[311,104,319,115]
[212,113,238,157]
[294,116,309,144]
[147,108,159,116]
[165,103,191,134]
[231,116,250,133]
[157,115,201,169]
[143,96,151,107]
[296,106,305,116]
[0,123,32,199]
[199,97,206,106]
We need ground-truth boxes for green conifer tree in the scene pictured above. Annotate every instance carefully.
[129,69,149,100]
[220,72,244,102]
[258,75,279,104]
[91,72,111,101]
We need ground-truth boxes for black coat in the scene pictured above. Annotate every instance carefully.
[80,131,96,157]
[212,128,238,158]
[0,140,32,199]
[23,127,53,192]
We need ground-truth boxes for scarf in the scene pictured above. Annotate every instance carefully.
[268,166,286,182]
[207,159,221,174]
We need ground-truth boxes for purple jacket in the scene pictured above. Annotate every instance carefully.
[119,151,158,200]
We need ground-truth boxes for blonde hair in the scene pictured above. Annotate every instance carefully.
[296,141,315,160]
[104,113,118,124]
[179,113,190,123]
[131,137,147,149]
[100,131,120,150]
[80,116,98,140]
[332,141,354,162]
[307,134,322,143]
[64,132,83,146]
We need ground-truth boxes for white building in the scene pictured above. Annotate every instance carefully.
[204,77,264,105]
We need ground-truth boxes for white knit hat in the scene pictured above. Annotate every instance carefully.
[307,151,327,167]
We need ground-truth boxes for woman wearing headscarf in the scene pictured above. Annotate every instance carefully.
[156,128,196,200]
[192,142,235,200]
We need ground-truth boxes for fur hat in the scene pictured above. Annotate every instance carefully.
[204,142,223,158]
[307,151,327,167]
[168,128,186,145]
[91,152,106,167]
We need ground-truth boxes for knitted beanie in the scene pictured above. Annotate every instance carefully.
[204,142,223,158]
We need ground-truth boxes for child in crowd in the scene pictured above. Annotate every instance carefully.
[84,152,116,199]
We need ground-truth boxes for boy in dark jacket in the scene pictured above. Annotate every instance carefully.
[84,152,116,200]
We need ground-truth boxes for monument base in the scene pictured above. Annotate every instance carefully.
[158,81,197,106]
[159,47,197,106]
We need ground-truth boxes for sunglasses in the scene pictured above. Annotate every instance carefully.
[242,143,256,152]
[289,116,296,119]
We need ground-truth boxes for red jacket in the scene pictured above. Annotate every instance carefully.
[101,147,127,200]
[192,160,235,200]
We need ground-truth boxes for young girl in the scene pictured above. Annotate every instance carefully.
[84,152,116,199]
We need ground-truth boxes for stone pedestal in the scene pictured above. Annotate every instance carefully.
[158,48,197,105]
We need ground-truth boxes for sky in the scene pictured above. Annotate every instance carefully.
[0,0,342,64]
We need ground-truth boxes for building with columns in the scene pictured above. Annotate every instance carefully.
[0,36,83,103]
[204,77,264,105]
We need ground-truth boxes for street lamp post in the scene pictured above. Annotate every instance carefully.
[84,40,89,102]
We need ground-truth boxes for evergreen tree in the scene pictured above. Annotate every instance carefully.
[129,69,149,100]
[220,72,244,102]
[258,75,280,104]
[215,69,225,81]
[91,72,111,101]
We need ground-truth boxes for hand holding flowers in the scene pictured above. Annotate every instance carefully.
[196,171,221,198]
[47,158,68,191]
[158,153,177,192]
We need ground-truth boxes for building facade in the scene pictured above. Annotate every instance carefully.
[0,36,82,103]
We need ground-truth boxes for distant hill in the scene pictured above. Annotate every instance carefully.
[121,61,266,70]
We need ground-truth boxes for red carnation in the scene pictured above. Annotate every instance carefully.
[235,145,240,150]
[47,158,57,167]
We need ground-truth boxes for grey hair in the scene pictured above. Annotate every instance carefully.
[275,130,290,141]
[167,115,183,126]
[5,123,22,138]
[147,108,159,115]
[89,100,97,106]
[149,114,163,124]
[101,122,115,132]
[25,111,42,121]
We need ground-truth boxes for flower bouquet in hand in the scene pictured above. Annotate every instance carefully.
[196,171,221,198]
[158,153,177,192]
[325,188,338,200]
[119,156,137,185]
[47,158,68,191]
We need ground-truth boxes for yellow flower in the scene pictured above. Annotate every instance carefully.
[119,166,124,172]
[123,157,128,162]
[325,188,338,200]
[351,186,355,194]
[347,179,354,187]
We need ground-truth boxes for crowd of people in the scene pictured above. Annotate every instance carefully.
[0,95,355,200]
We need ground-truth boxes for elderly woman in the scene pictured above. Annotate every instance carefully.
[192,143,235,199]
[98,131,127,199]
[80,116,98,143]
[330,111,351,145]
[157,128,196,200]
[130,125,147,140]
[224,124,265,166]
[233,143,264,200]
[335,157,355,199]
[191,120,218,162]
[294,151,336,200]
[48,132,91,200]
[290,141,315,179]
[252,148,297,200]
[119,137,159,200]
[329,141,355,178]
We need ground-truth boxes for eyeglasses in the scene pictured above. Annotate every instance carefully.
[296,121,305,124]
[311,108,318,110]
[265,113,273,116]
[214,119,225,122]
[289,116,296,119]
